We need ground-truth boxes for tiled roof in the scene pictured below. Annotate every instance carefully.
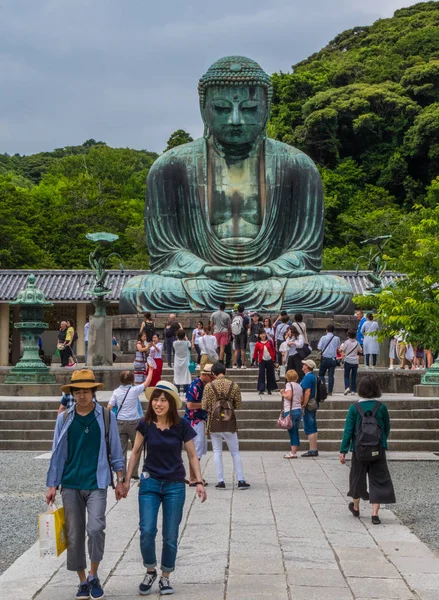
[0,270,136,302]
[0,269,402,303]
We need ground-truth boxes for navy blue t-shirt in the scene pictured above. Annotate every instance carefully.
[136,417,197,481]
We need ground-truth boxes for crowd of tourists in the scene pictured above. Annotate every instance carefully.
[47,360,396,598]
[46,305,437,598]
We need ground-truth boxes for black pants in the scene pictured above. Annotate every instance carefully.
[348,452,396,504]
[287,353,304,382]
[257,360,278,392]
[165,336,176,367]
[225,342,232,368]
[194,343,201,364]
[276,339,283,365]
[60,347,70,367]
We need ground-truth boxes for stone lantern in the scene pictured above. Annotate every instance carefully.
[5,274,56,384]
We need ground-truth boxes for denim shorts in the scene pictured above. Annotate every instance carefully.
[303,409,318,435]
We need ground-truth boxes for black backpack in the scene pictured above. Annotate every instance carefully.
[72,331,78,343]
[354,401,383,462]
[143,322,156,342]
[316,379,327,403]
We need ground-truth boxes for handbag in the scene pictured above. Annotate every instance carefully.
[56,343,65,351]
[276,386,293,429]
[306,397,318,412]
[38,504,67,558]
[297,344,312,360]
[295,323,312,360]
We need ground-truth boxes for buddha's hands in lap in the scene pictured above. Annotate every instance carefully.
[203,265,272,282]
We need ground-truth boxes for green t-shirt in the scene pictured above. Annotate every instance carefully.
[61,410,100,489]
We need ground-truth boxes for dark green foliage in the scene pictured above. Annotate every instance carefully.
[0,143,158,269]
[164,129,194,152]
[270,1,439,268]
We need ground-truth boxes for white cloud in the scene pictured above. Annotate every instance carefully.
[0,0,425,155]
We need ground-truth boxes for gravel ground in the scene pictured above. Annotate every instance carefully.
[388,461,439,554]
[0,453,438,575]
[0,452,50,575]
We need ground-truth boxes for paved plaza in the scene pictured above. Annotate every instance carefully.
[1,452,439,600]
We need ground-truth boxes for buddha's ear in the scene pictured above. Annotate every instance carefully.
[199,101,211,140]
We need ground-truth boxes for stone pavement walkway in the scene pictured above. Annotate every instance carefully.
[2,453,438,600]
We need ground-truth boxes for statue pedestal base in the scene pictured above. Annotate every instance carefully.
[88,315,113,367]
[414,384,439,397]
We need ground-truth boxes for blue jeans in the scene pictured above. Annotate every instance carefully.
[284,408,302,447]
[303,409,318,435]
[139,475,186,572]
[344,363,358,392]
[319,357,336,393]
[366,353,377,367]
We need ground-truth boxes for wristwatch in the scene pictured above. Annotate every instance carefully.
[116,476,125,483]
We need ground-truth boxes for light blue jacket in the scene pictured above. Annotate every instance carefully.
[46,402,124,489]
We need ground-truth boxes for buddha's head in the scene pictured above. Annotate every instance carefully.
[199,56,272,146]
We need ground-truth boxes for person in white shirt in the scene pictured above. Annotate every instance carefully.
[286,325,305,381]
[191,321,204,367]
[84,319,89,365]
[281,369,304,459]
[107,368,154,479]
[293,314,308,343]
[317,324,341,396]
[361,313,380,368]
[340,330,361,395]
[198,326,219,371]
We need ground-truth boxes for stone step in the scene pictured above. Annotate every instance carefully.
[1,426,438,442]
[1,397,439,411]
[1,406,439,421]
[3,416,438,431]
[1,438,439,452]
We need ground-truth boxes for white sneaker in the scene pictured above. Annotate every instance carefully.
[388,366,394,370]
[233,365,238,369]
[241,365,247,369]
[350,392,356,396]
[343,388,350,395]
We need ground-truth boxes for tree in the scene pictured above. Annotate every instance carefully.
[164,129,194,152]
[371,197,439,351]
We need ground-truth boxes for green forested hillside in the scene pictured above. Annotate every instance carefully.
[0,2,438,271]
[0,141,158,269]
[270,1,439,267]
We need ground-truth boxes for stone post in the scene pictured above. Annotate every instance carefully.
[88,315,113,366]
[76,303,86,359]
[0,304,9,366]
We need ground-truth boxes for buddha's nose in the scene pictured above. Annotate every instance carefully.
[230,105,243,125]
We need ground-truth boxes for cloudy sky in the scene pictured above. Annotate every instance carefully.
[0,0,418,155]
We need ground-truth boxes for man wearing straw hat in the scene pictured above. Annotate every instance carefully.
[46,369,125,600]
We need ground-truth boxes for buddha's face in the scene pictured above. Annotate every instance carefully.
[203,85,267,145]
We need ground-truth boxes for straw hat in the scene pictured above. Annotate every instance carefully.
[61,369,105,394]
[145,380,182,409]
[201,364,214,376]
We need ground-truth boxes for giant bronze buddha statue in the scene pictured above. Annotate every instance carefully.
[120,56,353,313]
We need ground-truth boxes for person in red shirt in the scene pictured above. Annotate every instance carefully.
[253,331,278,395]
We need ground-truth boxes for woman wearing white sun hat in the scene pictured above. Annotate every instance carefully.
[125,380,207,597]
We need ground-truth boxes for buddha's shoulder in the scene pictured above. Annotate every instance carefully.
[149,138,205,173]
[266,138,318,170]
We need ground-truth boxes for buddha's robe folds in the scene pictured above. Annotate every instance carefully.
[120,138,353,313]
